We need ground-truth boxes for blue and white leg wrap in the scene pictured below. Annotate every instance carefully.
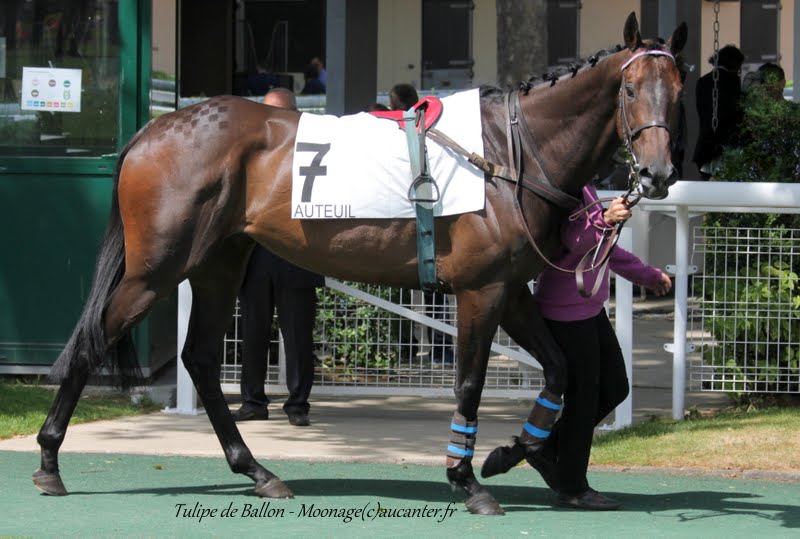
[519,389,562,445]
[447,412,478,463]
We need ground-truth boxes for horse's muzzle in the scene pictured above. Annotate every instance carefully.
[639,163,678,200]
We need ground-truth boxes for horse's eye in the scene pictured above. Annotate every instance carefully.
[625,84,636,99]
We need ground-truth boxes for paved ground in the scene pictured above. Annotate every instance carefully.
[0,303,730,463]
[8,298,792,537]
[3,451,799,538]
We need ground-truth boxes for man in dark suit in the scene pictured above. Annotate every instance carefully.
[693,45,744,178]
[231,88,324,427]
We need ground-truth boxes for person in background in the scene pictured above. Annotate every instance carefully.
[231,88,324,427]
[743,62,786,102]
[300,63,326,95]
[310,56,327,87]
[389,83,419,111]
[692,44,744,178]
[246,62,279,97]
[482,185,672,510]
[262,87,297,110]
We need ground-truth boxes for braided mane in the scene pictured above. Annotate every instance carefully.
[480,39,686,102]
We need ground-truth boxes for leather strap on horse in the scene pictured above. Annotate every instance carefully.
[503,91,628,298]
[427,129,579,210]
[421,94,620,297]
[403,105,439,291]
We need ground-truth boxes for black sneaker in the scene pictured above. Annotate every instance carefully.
[231,406,269,421]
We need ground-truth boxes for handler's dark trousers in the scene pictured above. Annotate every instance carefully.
[543,310,630,495]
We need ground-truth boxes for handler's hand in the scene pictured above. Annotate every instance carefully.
[603,197,631,226]
[650,271,672,296]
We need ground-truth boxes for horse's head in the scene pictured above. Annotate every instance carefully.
[617,12,687,200]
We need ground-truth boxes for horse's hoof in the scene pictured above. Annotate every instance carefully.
[465,490,505,516]
[32,469,68,496]
[254,478,294,499]
[481,443,525,479]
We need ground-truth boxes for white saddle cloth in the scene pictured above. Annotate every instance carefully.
[290,89,485,219]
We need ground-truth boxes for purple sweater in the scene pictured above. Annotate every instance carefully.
[534,185,663,322]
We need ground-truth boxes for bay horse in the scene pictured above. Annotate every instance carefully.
[34,13,686,515]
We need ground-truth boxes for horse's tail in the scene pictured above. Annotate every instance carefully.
[50,124,153,388]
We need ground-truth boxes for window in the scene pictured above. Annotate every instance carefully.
[0,0,120,157]
[740,0,780,66]
[547,0,579,68]
[421,0,473,90]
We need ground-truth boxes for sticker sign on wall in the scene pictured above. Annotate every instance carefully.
[20,67,82,113]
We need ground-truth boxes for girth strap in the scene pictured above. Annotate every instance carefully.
[403,106,439,291]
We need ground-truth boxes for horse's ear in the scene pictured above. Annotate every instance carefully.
[668,22,688,55]
[623,12,642,51]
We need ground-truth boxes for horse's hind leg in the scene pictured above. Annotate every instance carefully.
[481,284,566,490]
[182,238,292,498]
[446,284,507,516]
[34,273,162,495]
[33,369,90,495]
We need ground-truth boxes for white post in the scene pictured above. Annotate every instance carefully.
[614,226,633,428]
[672,204,689,420]
[278,330,287,386]
[165,280,201,415]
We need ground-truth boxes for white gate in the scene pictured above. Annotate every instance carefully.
[219,279,544,398]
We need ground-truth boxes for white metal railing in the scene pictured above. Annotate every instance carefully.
[171,182,800,423]
[690,226,800,393]
[216,281,544,398]
[602,181,800,419]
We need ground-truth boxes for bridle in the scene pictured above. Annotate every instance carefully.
[516,48,678,296]
[420,48,679,296]
[617,49,677,208]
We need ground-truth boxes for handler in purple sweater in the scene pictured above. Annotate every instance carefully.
[535,185,671,510]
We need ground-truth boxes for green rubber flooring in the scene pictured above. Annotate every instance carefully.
[1,451,798,538]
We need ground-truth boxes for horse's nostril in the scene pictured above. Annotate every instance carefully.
[667,166,679,185]
[640,165,676,185]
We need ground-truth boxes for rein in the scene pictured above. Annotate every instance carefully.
[424,49,675,297]
[502,48,674,297]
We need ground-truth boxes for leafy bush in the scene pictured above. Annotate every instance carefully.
[716,83,800,186]
[314,284,413,370]
[701,260,800,393]
[700,85,800,394]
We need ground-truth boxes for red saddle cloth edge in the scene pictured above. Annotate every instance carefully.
[370,96,443,131]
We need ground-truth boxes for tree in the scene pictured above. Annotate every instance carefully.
[495,0,548,87]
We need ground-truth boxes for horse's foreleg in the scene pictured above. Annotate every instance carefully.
[447,284,507,516]
[182,240,292,499]
[481,284,565,491]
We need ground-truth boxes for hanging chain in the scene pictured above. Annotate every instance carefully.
[711,0,721,131]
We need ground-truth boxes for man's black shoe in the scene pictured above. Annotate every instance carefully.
[525,447,560,493]
[556,488,622,511]
[288,413,311,427]
[231,406,269,422]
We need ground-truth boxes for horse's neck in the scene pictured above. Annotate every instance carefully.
[522,53,626,194]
